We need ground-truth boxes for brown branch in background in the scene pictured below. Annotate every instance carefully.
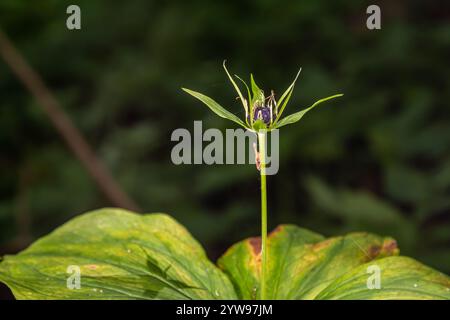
[0,28,141,212]
[13,164,33,249]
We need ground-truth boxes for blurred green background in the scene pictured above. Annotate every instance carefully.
[1,0,449,298]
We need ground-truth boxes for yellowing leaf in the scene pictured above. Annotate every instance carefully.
[0,208,236,300]
[218,225,450,300]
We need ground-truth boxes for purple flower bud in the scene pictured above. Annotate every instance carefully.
[253,106,273,125]
[247,106,275,126]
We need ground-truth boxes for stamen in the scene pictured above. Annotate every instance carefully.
[269,104,273,125]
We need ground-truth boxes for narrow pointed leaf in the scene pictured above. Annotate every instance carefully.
[182,88,246,128]
[274,94,343,129]
[234,75,252,109]
[250,74,264,105]
[275,68,302,119]
[234,74,252,126]
[222,61,248,114]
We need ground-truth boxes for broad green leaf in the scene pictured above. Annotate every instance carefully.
[316,256,450,300]
[222,61,248,116]
[218,225,450,300]
[274,68,302,121]
[2,210,448,300]
[182,88,246,128]
[0,208,237,300]
[274,94,343,129]
[218,225,324,299]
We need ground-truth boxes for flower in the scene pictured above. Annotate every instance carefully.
[182,61,343,132]
[252,105,273,125]
[246,90,277,125]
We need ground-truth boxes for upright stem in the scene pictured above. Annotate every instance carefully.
[258,132,268,300]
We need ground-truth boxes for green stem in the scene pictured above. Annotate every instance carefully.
[258,132,267,300]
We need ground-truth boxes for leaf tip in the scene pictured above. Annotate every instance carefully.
[222,59,229,71]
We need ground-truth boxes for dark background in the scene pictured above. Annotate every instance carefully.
[0,0,449,299]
